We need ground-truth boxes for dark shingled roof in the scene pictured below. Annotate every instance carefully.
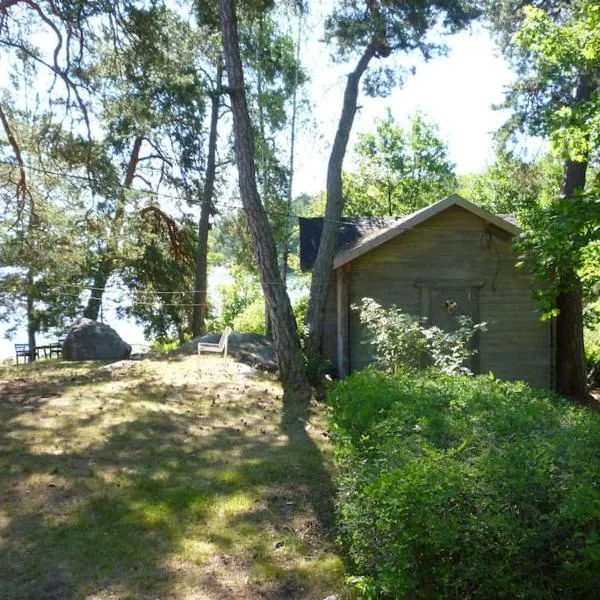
[299,199,520,271]
[299,216,403,271]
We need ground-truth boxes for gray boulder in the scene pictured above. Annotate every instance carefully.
[181,331,277,371]
[62,319,131,361]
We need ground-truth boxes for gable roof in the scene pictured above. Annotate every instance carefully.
[298,195,521,272]
[298,215,404,271]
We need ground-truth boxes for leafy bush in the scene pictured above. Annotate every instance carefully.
[330,369,600,599]
[233,297,266,334]
[585,326,600,370]
[293,292,309,333]
[354,297,486,374]
[231,291,309,336]
[150,338,180,353]
[218,265,261,328]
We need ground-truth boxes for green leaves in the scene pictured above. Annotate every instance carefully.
[353,297,485,375]
[330,370,600,598]
[325,0,481,60]
[493,0,600,163]
[344,111,456,216]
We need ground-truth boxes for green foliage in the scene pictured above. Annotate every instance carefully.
[150,338,180,353]
[292,292,309,333]
[354,298,485,375]
[512,2,600,161]
[325,1,481,66]
[515,188,600,314]
[0,114,90,340]
[459,152,562,214]
[486,1,600,336]
[585,326,600,370]
[218,266,262,328]
[490,1,600,160]
[233,297,266,334]
[230,288,308,336]
[344,111,457,216]
[120,212,197,344]
[329,369,600,599]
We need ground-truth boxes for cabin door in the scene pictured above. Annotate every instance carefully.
[418,282,482,373]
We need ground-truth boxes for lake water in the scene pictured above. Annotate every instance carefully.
[0,267,308,360]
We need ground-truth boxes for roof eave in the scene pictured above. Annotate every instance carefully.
[332,194,521,270]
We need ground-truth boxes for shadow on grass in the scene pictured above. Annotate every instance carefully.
[0,364,341,599]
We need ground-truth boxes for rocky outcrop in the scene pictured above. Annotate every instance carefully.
[181,331,277,372]
[62,319,131,361]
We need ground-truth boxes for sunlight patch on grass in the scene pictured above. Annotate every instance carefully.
[179,538,218,565]
[0,354,347,600]
[210,491,256,520]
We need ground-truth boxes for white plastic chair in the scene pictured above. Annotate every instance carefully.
[197,327,232,363]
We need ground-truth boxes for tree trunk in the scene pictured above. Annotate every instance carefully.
[26,268,36,362]
[83,260,112,320]
[83,136,143,320]
[536,73,597,400]
[556,287,586,399]
[219,0,307,392]
[280,9,302,289]
[554,75,595,401]
[192,63,223,337]
[304,43,377,371]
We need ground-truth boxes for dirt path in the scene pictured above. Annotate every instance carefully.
[0,355,346,600]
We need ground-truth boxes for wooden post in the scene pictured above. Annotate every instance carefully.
[337,265,350,377]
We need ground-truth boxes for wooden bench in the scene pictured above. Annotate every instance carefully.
[198,328,232,359]
[15,339,64,363]
[36,341,64,359]
[15,344,33,365]
[48,339,64,358]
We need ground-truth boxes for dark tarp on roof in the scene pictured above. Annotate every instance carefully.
[299,208,520,271]
[299,216,402,271]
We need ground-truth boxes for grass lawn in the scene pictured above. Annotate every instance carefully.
[0,353,346,599]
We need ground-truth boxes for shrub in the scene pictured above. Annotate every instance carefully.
[354,297,486,375]
[329,369,600,599]
[218,266,261,327]
[293,292,309,333]
[585,326,600,370]
[233,297,266,334]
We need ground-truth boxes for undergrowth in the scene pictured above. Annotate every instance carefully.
[330,368,600,599]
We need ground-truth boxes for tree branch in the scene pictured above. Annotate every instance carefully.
[0,102,34,215]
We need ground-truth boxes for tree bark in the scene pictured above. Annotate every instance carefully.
[556,287,586,399]
[554,80,592,398]
[304,43,377,371]
[26,267,36,362]
[281,9,303,288]
[554,74,596,400]
[83,136,143,320]
[0,101,31,211]
[192,63,223,337]
[219,0,307,392]
[82,260,112,320]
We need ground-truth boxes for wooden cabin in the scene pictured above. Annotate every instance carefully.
[299,195,553,389]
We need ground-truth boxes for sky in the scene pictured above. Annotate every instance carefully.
[0,3,519,360]
[291,3,517,197]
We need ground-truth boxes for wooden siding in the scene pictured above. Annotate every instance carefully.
[321,274,338,374]
[322,205,552,388]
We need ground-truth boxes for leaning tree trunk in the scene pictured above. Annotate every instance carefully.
[554,75,595,401]
[83,136,143,320]
[192,63,223,337]
[219,0,307,391]
[83,259,112,321]
[303,42,378,371]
